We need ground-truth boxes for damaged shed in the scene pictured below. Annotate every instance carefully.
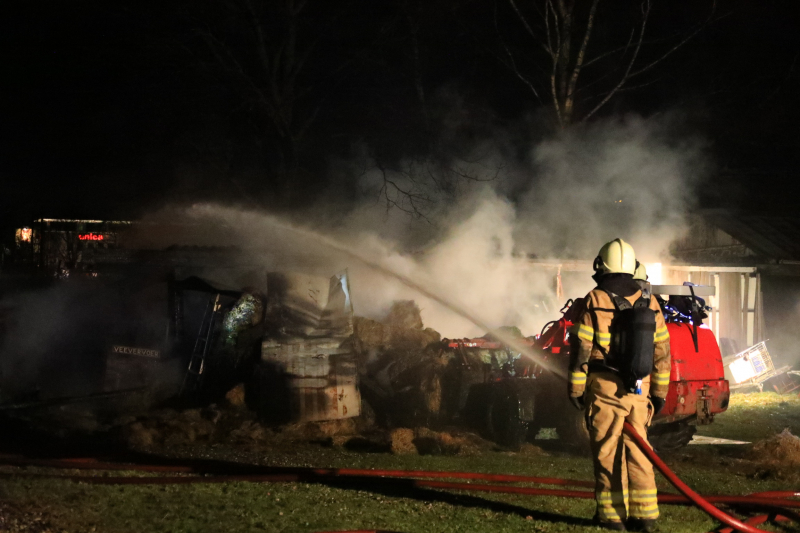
[525,212,800,369]
[670,211,800,365]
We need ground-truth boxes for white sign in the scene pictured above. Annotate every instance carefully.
[728,356,756,384]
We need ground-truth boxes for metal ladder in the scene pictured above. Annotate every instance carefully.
[180,294,221,395]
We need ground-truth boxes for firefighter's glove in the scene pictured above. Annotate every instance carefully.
[650,396,665,415]
[569,394,585,411]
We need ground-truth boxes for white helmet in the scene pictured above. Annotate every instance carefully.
[633,262,648,281]
[593,238,637,275]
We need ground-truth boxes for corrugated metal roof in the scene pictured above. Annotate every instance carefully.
[704,211,800,261]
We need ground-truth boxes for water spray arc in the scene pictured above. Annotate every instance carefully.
[236,210,567,379]
[181,206,800,531]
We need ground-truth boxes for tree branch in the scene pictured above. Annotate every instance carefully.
[497,3,544,102]
[581,0,650,122]
[376,164,433,222]
[565,0,600,117]
[581,28,635,70]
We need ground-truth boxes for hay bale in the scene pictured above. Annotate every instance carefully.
[123,421,157,448]
[330,435,351,447]
[353,317,389,355]
[163,417,196,443]
[225,383,247,409]
[383,301,441,355]
[519,443,547,455]
[750,428,800,466]
[127,408,219,448]
[388,328,440,354]
[421,366,443,414]
[390,428,417,454]
[411,427,482,456]
[231,420,268,442]
[202,405,224,424]
[164,429,194,447]
[190,417,217,440]
[355,299,448,426]
[385,301,424,330]
[316,418,357,437]
[413,427,447,455]
[281,422,326,441]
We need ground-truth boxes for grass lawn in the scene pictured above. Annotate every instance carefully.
[695,391,800,442]
[1,392,798,533]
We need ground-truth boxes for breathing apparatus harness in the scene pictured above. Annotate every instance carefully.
[589,289,657,395]
[587,259,657,395]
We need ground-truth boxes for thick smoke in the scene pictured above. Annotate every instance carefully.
[514,117,706,260]
[140,115,707,338]
[0,282,118,400]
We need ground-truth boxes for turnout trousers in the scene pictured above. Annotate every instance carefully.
[585,372,658,523]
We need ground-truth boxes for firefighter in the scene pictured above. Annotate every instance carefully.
[633,263,650,296]
[633,263,653,302]
[568,239,670,532]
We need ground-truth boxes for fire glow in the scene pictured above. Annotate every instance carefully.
[78,233,104,241]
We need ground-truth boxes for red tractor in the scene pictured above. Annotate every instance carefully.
[449,284,730,452]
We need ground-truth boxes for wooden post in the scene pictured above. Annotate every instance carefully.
[741,273,750,346]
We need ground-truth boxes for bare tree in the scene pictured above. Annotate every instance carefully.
[368,156,502,221]
[192,0,341,188]
[500,0,716,128]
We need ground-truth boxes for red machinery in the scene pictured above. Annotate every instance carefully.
[445,284,729,451]
[531,284,729,449]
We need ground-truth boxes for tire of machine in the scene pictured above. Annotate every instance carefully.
[647,420,697,452]
[555,407,591,455]
[554,411,696,454]
[483,380,534,451]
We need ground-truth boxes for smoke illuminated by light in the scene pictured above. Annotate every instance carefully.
[645,262,663,285]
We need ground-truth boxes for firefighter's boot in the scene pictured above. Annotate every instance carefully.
[593,513,627,531]
[626,518,656,532]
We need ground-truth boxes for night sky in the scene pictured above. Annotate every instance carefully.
[2,0,799,231]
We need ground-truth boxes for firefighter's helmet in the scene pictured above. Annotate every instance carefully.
[593,238,637,275]
[633,262,648,281]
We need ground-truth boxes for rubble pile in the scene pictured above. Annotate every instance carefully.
[352,300,535,448]
[120,407,224,448]
[354,301,450,427]
[389,427,492,456]
[354,300,442,374]
[116,386,376,452]
[101,298,513,454]
[750,428,800,467]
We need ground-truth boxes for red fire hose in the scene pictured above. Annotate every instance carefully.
[622,421,796,533]
[1,454,798,510]
[2,466,797,517]
[1,428,797,533]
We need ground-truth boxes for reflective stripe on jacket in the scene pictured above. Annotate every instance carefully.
[568,289,671,399]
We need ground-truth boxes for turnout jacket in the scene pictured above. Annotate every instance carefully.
[568,288,671,399]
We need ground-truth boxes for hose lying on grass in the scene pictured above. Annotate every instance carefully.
[622,421,797,533]
[0,425,797,533]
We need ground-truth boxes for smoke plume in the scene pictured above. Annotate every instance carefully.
[142,115,708,338]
